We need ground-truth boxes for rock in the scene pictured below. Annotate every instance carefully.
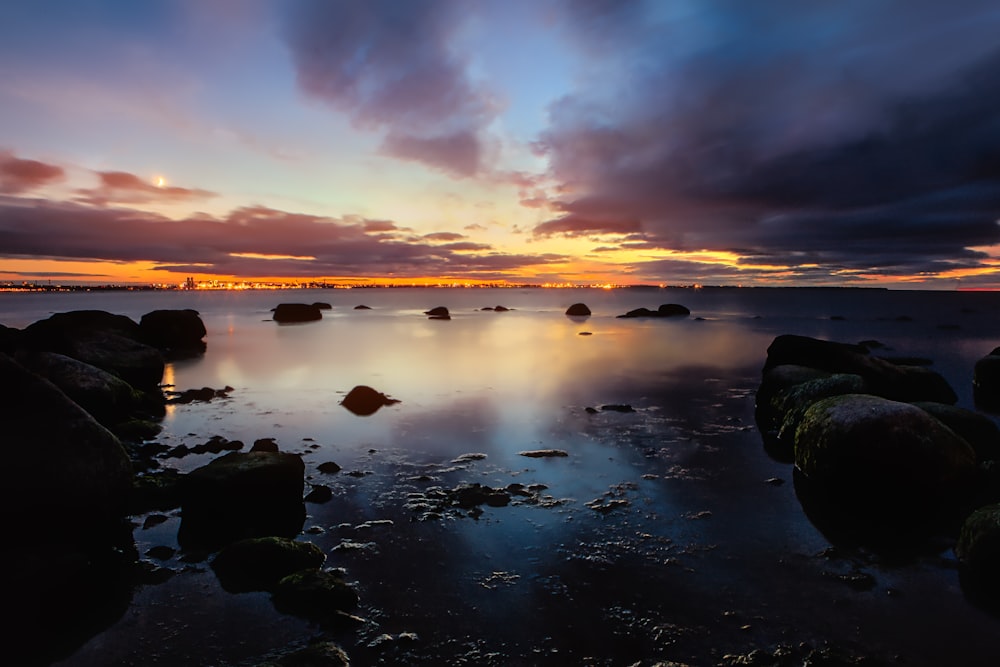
[312,302,332,310]
[956,503,1000,598]
[211,536,325,593]
[129,469,185,514]
[251,437,279,453]
[0,353,133,531]
[305,484,333,503]
[272,303,322,323]
[0,322,22,353]
[255,641,351,667]
[493,305,510,312]
[452,483,510,508]
[618,307,658,318]
[353,305,371,310]
[22,310,165,390]
[974,350,1000,409]
[15,350,148,426]
[424,306,450,318]
[318,461,342,474]
[138,309,207,358]
[341,385,400,416]
[601,404,635,413]
[271,569,360,620]
[658,303,690,317]
[756,364,836,425]
[765,373,868,461]
[180,451,306,549]
[763,334,956,404]
[794,394,977,514]
[565,303,591,317]
[912,402,1000,462]
[617,304,690,318]
[167,386,232,404]
[518,449,569,458]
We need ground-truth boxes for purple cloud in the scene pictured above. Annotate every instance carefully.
[283,0,498,177]
[0,151,65,194]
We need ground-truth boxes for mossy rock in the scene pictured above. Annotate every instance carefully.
[212,537,325,593]
[271,570,359,620]
[956,503,1000,598]
[794,394,976,513]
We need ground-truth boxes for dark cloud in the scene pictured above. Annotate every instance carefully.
[0,196,566,279]
[535,0,1000,283]
[283,0,498,178]
[0,151,65,194]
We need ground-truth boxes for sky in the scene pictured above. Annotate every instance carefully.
[2,0,1000,288]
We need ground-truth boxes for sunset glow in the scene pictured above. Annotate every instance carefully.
[1,2,998,289]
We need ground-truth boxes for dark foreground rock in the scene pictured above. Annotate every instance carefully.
[974,347,1000,409]
[341,385,400,416]
[272,303,323,323]
[956,503,1000,600]
[0,352,133,529]
[212,536,326,593]
[565,303,591,317]
[180,451,306,549]
[15,350,151,426]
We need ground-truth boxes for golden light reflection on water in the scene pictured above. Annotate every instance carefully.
[159,304,770,473]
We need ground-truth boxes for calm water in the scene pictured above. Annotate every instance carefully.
[5,287,1000,665]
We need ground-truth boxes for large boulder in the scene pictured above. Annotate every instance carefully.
[272,303,322,323]
[0,353,133,530]
[794,394,977,514]
[139,309,207,358]
[271,569,360,621]
[180,451,306,549]
[15,350,149,426]
[765,373,868,461]
[912,402,1000,462]
[22,310,165,390]
[764,334,956,404]
[565,303,591,317]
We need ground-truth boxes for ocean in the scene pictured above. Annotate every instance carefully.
[4,287,1000,665]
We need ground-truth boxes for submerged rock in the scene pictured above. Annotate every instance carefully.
[519,449,569,458]
[272,303,323,323]
[617,304,690,318]
[341,385,400,416]
[565,303,591,317]
[424,306,451,320]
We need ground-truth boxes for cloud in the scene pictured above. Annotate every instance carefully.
[0,151,64,194]
[0,196,566,280]
[283,0,499,178]
[423,232,466,242]
[76,170,216,205]
[533,0,1000,282]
